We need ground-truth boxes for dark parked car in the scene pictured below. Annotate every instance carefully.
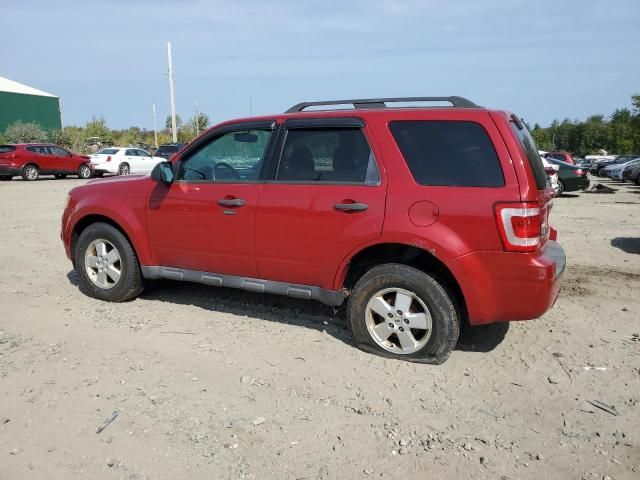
[0,144,93,181]
[154,143,186,160]
[546,157,590,195]
[623,163,640,185]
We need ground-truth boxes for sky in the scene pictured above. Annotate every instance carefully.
[1,0,639,130]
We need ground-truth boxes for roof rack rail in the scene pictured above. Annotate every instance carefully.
[285,96,478,113]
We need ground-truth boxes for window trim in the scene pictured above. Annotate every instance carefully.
[173,120,278,184]
[269,120,381,187]
[389,119,506,188]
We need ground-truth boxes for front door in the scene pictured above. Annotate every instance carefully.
[146,122,276,277]
[254,120,387,289]
[49,146,74,172]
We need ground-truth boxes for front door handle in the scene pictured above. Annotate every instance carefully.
[218,197,246,207]
[334,202,368,212]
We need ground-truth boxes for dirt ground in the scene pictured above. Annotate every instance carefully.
[1,176,639,480]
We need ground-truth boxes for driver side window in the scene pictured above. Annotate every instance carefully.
[177,129,272,182]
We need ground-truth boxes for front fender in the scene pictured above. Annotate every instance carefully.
[65,189,153,266]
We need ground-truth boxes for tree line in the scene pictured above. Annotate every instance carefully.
[0,113,209,153]
[530,94,640,155]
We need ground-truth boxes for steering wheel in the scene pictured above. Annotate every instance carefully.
[214,162,240,180]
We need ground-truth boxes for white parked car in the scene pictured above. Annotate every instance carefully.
[90,147,164,176]
[541,157,560,196]
[602,157,640,180]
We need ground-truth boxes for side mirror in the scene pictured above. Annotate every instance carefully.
[151,161,174,184]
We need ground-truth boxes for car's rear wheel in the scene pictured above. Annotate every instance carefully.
[21,164,39,181]
[347,263,459,364]
[54,174,68,179]
[557,179,565,196]
[118,163,130,176]
[75,222,143,302]
[636,173,640,186]
[78,164,92,179]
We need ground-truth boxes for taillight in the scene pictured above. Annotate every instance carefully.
[495,202,547,252]
[106,155,112,162]
[544,166,556,175]
[574,169,583,176]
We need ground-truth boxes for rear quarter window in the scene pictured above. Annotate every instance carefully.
[389,120,504,187]
[509,121,547,190]
[0,145,16,153]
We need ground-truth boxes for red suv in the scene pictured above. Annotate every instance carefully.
[0,144,93,181]
[61,97,565,364]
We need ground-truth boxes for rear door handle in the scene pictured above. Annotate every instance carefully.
[218,197,246,207]
[334,202,368,212]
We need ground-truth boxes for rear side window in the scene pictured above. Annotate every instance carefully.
[276,128,380,184]
[0,145,16,153]
[389,121,504,187]
[96,148,119,155]
[510,121,547,190]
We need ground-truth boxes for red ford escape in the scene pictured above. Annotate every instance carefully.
[61,97,565,364]
[0,144,93,181]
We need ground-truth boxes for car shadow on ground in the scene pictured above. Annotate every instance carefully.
[66,271,510,353]
[558,193,580,198]
[611,237,640,255]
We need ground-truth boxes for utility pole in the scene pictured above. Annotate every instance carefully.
[194,98,199,136]
[167,42,178,143]
[152,103,158,149]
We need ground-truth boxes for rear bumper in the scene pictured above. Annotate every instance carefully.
[563,175,590,191]
[0,166,20,176]
[446,241,566,325]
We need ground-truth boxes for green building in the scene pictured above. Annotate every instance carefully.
[0,76,62,132]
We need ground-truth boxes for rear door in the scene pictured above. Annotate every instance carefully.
[124,149,139,172]
[254,118,386,289]
[26,146,55,173]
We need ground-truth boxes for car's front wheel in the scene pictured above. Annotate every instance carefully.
[118,163,130,176]
[347,264,459,364]
[75,222,143,302]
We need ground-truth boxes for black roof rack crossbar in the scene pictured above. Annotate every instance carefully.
[285,96,478,113]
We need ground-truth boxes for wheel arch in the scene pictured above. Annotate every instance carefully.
[70,214,141,268]
[337,242,467,321]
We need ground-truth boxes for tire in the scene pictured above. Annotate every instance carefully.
[346,263,459,364]
[0,175,12,181]
[95,172,104,178]
[118,163,130,176]
[557,179,565,196]
[54,174,68,179]
[636,173,640,186]
[78,163,92,179]
[74,222,144,302]
[21,164,39,181]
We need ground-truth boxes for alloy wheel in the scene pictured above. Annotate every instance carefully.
[365,288,432,354]
[84,239,122,289]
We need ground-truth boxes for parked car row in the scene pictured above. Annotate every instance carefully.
[589,154,640,176]
[0,143,174,181]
